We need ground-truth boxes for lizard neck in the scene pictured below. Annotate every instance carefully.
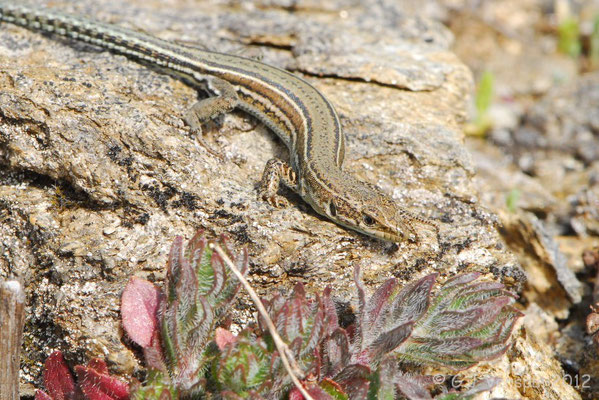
[299,160,358,214]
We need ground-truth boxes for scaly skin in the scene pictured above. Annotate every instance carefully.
[0,1,437,242]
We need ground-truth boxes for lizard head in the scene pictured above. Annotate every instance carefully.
[316,175,430,243]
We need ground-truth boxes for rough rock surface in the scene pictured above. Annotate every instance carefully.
[444,0,599,398]
[0,0,532,396]
[496,73,599,237]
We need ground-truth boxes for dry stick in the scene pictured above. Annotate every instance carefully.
[210,243,315,400]
[0,281,26,400]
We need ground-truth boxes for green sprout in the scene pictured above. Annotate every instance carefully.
[558,16,581,58]
[465,70,494,137]
[506,188,521,213]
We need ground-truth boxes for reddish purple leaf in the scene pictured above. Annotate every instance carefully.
[493,307,524,342]
[35,391,53,400]
[369,321,414,361]
[74,364,130,400]
[456,282,507,301]
[288,388,304,400]
[441,272,481,288]
[87,358,109,375]
[321,287,339,334]
[345,380,370,398]
[142,328,167,372]
[159,390,172,400]
[215,327,237,350]
[167,236,185,277]
[353,266,366,309]
[391,274,437,326]
[333,363,371,383]
[121,276,161,348]
[395,374,433,400]
[174,249,198,310]
[322,328,351,377]
[288,382,336,400]
[304,301,327,357]
[42,351,77,400]
[464,297,512,333]
[186,230,207,261]
[363,278,398,332]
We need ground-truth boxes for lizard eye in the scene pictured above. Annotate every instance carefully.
[329,201,337,217]
[362,214,375,226]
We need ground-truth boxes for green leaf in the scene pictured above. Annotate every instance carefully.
[506,188,520,213]
[367,358,398,400]
[157,232,247,397]
[465,71,494,137]
[475,71,494,117]
[394,273,521,371]
[131,370,178,400]
[558,17,581,58]
[213,330,273,395]
[320,378,349,400]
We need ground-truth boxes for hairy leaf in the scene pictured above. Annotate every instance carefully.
[390,274,437,326]
[120,234,518,399]
[394,271,522,370]
[121,277,162,348]
[395,374,433,400]
[36,351,131,400]
[368,322,413,362]
[322,329,351,378]
[34,391,54,400]
[156,232,247,396]
[41,351,77,400]
[366,358,397,400]
[213,330,273,396]
[130,370,177,400]
[74,358,130,400]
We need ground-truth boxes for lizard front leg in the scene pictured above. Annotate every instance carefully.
[397,208,440,243]
[258,158,298,208]
[185,76,239,156]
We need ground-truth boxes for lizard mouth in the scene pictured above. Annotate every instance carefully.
[381,229,402,243]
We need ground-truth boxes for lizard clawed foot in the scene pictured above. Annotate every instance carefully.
[259,192,290,208]
[396,208,440,244]
[257,158,298,208]
[189,127,225,161]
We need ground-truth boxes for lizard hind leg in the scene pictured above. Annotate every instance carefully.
[258,158,298,208]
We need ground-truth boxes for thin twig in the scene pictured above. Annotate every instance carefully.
[210,243,314,400]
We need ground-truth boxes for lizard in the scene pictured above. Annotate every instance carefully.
[0,1,438,243]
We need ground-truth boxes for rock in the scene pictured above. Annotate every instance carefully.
[442,1,599,398]
[501,211,584,308]
[510,324,583,400]
[508,73,599,237]
[0,0,526,394]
